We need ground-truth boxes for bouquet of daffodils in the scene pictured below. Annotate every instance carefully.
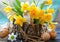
[2,0,57,42]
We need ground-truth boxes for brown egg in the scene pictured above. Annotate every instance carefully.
[41,32,50,41]
[49,30,57,39]
[0,29,9,38]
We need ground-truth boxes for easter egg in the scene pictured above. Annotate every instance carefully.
[49,30,57,39]
[41,32,50,41]
[0,29,9,38]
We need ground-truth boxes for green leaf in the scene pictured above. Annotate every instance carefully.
[13,3,23,17]
[13,0,23,16]
[15,0,21,8]
[12,8,17,12]
[45,11,48,14]
[2,2,9,6]
[40,3,45,9]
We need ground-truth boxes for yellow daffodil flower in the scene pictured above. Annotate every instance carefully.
[39,10,45,19]
[29,3,38,19]
[38,10,45,24]
[14,15,26,26]
[9,14,15,21]
[44,0,52,5]
[4,6,12,13]
[14,15,23,20]
[45,13,52,22]
[48,0,52,5]
[14,15,23,25]
[23,18,27,22]
[9,12,16,21]
[30,9,37,19]
[47,8,55,14]
[21,2,29,11]
[50,23,56,30]
[15,19,23,26]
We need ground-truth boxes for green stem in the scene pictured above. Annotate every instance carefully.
[40,2,45,10]
[34,19,39,24]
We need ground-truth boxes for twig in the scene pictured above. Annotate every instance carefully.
[13,28,41,42]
